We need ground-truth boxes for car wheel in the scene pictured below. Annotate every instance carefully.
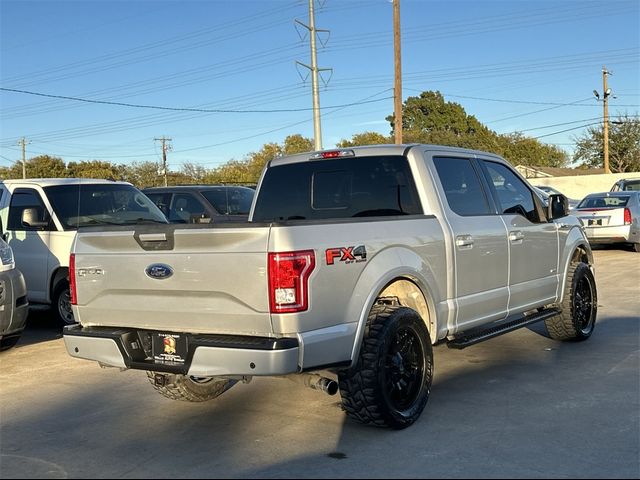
[0,335,21,351]
[545,262,597,341]
[53,280,76,326]
[146,372,236,402]
[338,305,433,429]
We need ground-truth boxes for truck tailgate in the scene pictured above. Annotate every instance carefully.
[73,225,272,335]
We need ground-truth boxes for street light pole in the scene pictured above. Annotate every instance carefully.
[602,66,611,174]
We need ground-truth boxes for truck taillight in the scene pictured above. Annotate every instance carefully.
[624,208,632,225]
[69,253,77,305]
[268,250,315,313]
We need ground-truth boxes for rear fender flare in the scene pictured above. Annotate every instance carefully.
[346,246,440,366]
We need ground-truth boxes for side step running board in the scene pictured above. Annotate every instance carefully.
[447,308,561,349]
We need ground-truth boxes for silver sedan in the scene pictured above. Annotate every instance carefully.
[574,191,640,252]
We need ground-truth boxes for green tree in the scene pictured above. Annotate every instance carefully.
[573,114,640,172]
[498,133,567,168]
[0,155,67,179]
[66,160,121,180]
[119,161,163,188]
[283,134,314,154]
[180,162,208,184]
[337,131,391,147]
[388,91,496,149]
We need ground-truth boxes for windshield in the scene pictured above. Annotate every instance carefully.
[44,184,168,229]
[200,187,254,215]
[577,195,630,209]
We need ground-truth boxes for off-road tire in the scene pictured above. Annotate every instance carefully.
[146,372,235,402]
[545,262,597,341]
[53,279,76,326]
[338,305,433,429]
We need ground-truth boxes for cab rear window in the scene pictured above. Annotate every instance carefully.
[252,155,422,222]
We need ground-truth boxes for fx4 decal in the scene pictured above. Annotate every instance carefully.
[325,245,367,265]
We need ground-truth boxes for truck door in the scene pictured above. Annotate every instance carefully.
[432,156,509,331]
[479,160,559,314]
[5,188,54,303]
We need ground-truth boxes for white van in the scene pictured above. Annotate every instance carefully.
[0,179,167,325]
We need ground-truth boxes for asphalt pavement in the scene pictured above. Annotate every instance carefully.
[1,247,638,479]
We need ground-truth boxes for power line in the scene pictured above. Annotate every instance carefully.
[0,87,393,113]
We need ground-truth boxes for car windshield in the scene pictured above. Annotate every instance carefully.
[200,187,254,215]
[577,195,630,209]
[44,184,168,229]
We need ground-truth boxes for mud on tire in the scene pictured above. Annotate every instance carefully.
[338,305,433,429]
[147,372,235,402]
[545,262,597,341]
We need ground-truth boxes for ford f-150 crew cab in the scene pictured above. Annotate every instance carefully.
[63,144,597,429]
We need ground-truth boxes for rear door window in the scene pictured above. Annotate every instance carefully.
[252,155,422,222]
[433,157,491,216]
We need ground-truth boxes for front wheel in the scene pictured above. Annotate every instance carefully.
[146,372,236,402]
[338,305,433,429]
[53,279,76,326]
[545,262,597,341]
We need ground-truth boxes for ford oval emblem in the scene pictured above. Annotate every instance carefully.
[145,263,174,280]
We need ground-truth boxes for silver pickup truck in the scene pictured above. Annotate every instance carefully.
[64,144,597,429]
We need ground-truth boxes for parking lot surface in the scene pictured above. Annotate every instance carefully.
[1,248,638,479]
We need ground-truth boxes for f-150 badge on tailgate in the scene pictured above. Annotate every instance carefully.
[145,263,174,279]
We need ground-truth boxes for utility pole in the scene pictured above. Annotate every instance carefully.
[602,66,611,174]
[296,0,331,151]
[393,0,403,144]
[154,136,172,186]
[17,137,30,179]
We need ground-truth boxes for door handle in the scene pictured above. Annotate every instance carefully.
[455,235,474,249]
[509,230,524,242]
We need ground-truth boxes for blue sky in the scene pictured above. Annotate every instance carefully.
[1,0,638,172]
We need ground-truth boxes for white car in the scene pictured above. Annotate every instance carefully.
[0,179,167,326]
[575,191,640,252]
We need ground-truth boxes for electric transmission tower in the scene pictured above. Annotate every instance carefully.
[296,0,332,151]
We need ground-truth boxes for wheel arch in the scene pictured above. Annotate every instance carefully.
[49,267,69,303]
[558,238,594,304]
[346,246,442,366]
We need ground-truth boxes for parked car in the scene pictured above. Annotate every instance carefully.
[610,178,640,192]
[0,178,167,326]
[0,219,28,351]
[574,191,640,252]
[534,185,580,210]
[143,185,255,224]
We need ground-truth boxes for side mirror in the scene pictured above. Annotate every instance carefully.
[21,208,49,229]
[547,194,569,220]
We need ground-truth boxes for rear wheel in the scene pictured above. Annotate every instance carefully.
[53,279,76,326]
[545,262,597,341]
[146,372,235,402]
[338,305,433,429]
